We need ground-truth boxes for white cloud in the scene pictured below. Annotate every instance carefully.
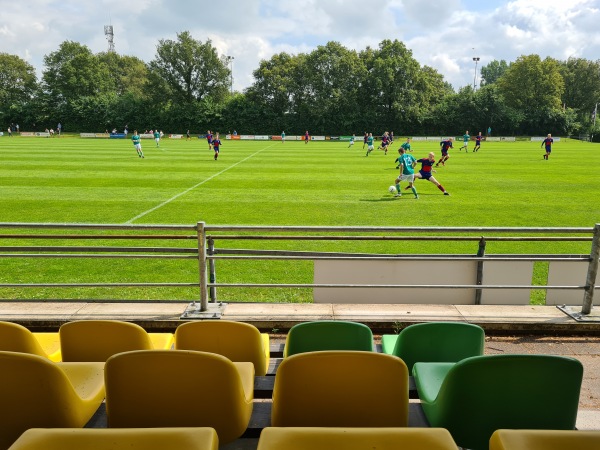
[0,0,599,92]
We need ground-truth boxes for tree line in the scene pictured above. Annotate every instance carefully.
[1,31,599,137]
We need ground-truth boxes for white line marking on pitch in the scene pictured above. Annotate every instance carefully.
[125,144,276,223]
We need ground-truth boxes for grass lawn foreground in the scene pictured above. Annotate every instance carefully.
[0,135,598,304]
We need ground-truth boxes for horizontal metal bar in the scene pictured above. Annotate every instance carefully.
[0,254,197,259]
[207,283,585,290]
[0,246,197,254]
[0,283,198,288]
[0,234,197,240]
[208,255,591,262]
[0,223,195,231]
[204,225,594,234]
[207,235,593,242]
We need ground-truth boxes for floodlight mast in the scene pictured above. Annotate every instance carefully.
[104,25,115,53]
[473,57,480,90]
[226,56,234,94]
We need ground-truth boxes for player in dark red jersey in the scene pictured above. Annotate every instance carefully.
[304,130,310,144]
[212,133,221,160]
[541,133,554,159]
[473,132,482,152]
[414,152,450,195]
[206,130,213,150]
[436,137,453,167]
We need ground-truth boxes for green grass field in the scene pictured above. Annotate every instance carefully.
[0,135,598,303]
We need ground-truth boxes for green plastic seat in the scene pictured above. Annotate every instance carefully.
[381,322,485,372]
[283,321,374,357]
[413,354,583,450]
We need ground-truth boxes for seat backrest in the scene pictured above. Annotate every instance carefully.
[9,427,219,450]
[105,350,252,444]
[271,351,409,427]
[394,322,485,372]
[0,351,91,450]
[60,320,153,362]
[175,320,269,375]
[432,354,583,450]
[283,321,374,357]
[0,321,48,358]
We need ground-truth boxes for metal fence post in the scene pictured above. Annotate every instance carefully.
[208,237,217,303]
[197,222,209,312]
[474,237,486,305]
[581,223,600,315]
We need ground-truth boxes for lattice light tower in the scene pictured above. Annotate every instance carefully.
[104,25,115,53]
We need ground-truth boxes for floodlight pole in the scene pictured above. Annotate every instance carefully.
[226,55,234,94]
[473,57,480,90]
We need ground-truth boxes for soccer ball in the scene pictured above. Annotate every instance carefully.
[388,185,397,194]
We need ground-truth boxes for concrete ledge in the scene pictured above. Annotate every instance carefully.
[1,301,599,334]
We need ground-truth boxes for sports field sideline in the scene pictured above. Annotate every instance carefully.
[0,135,599,303]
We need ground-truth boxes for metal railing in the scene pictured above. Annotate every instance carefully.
[0,222,598,316]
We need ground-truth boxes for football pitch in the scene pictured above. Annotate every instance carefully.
[0,135,599,303]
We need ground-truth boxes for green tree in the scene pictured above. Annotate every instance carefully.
[480,60,508,86]
[97,52,150,97]
[148,31,229,104]
[42,41,111,102]
[498,55,564,113]
[0,53,38,107]
[559,57,600,131]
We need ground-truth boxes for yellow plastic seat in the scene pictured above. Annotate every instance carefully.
[105,350,254,445]
[0,321,61,362]
[59,320,174,362]
[175,320,270,375]
[490,429,600,450]
[0,351,105,450]
[271,351,409,427]
[8,427,219,450]
[257,427,458,450]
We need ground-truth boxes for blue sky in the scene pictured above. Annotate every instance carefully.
[1,0,599,92]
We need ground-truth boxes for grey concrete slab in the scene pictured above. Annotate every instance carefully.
[577,410,600,430]
[455,305,569,323]
[223,303,335,328]
[332,303,464,323]
[74,302,186,320]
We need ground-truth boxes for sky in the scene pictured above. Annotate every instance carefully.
[1,0,600,92]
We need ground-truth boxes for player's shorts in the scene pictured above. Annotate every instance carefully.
[349,140,354,145]
[441,150,449,156]
[399,173,414,183]
[207,139,213,144]
[214,147,219,152]
[545,146,552,153]
[134,143,141,150]
[155,138,160,142]
[419,170,432,180]
[368,144,374,150]
[463,141,469,147]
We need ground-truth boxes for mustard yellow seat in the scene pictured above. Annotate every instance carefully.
[8,427,219,450]
[59,320,174,362]
[105,350,254,445]
[175,320,270,375]
[0,321,61,362]
[0,351,105,450]
[271,351,409,427]
[490,429,600,450]
[257,427,458,450]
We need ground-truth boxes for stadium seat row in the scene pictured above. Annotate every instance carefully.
[0,320,586,450]
[8,427,600,450]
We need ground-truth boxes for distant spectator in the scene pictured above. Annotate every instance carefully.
[7,126,12,137]
[15,124,19,133]
[57,122,62,136]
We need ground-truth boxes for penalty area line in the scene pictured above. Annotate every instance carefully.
[125,144,276,224]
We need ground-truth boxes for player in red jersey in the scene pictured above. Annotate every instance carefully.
[436,137,453,167]
[414,152,450,195]
[541,133,554,160]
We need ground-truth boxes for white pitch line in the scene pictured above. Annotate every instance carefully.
[125,144,275,224]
